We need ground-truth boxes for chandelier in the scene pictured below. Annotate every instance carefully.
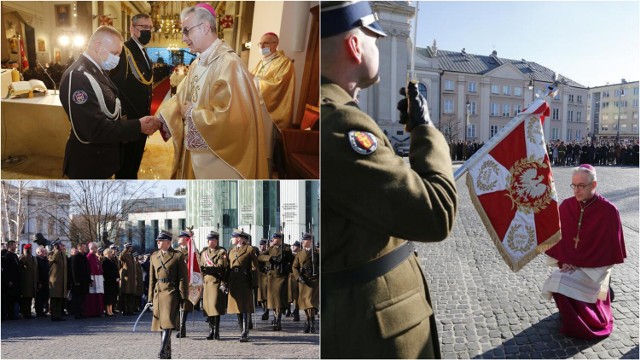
[150,1,183,39]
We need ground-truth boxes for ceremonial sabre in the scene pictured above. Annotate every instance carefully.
[132,302,153,332]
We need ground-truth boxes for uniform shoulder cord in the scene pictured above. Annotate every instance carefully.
[124,46,153,85]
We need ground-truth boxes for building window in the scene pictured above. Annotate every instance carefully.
[634,87,639,95]
[490,103,499,116]
[602,91,609,98]
[602,114,609,121]
[470,101,477,115]
[633,124,638,132]
[567,110,574,122]
[621,113,628,120]
[633,99,639,107]
[467,124,476,138]
[576,130,581,140]
[567,129,572,141]
[513,104,522,114]
[468,81,477,93]
[621,124,628,132]
[633,111,638,120]
[418,83,428,99]
[552,128,559,140]
[554,92,560,100]
[613,123,617,130]
[601,124,609,131]
[490,125,499,138]
[502,104,510,117]
[614,89,623,97]
[444,100,454,114]
[503,85,510,95]
[491,84,499,94]
[576,111,582,123]
[568,94,574,102]
[514,87,522,97]
[577,95,583,104]
[552,108,559,120]
[48,218,55,237]
[444,80,454,91]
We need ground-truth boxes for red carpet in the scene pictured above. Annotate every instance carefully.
[151,76,171,115]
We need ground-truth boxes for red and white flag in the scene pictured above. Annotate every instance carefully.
[464,99,561,272]
[184,236,203,305]
[19,38,29,70]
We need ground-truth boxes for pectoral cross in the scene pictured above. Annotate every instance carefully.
[573,235,580,249]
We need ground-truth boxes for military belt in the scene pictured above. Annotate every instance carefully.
[323,241,415,288]
[157,278,171,283]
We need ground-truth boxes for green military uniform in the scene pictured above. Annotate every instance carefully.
[320,79,457,358]
[175,243,194,339]
[200,240,228,340]
[149,247,188,331]
[119,246,137,315]
[19,250,38,318]
[48,244,68,321]
[257,233,294,331]
[227,244,258,313]
[292,243,319,333]
[257,241,270,320]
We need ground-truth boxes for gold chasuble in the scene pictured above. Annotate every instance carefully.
[158,39,269,179]
[251,50,296,130]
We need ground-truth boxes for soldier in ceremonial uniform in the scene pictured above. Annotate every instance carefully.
[174,231,193,338]
[320,2,458,358]
[48,240,68,322]
[119,243,137,315]
[292,233,319,333]
[257,239,270,320]
[59,25,159,179]
[200,231,228,340]
[258,231,294,331]
[109,14,155,179]
[226,230,258,342]
[149,231,188,359]
[288,240,301,321]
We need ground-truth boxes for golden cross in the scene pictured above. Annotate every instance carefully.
[573,235,580,249]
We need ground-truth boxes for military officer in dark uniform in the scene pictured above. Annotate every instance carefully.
[174,231,193,338]
[292,233,319,333]
[258,231,294,331]
[226,230,258,342]
[320,2,458,358]
[149,231,188,359]
[59,25,159,179]
[200,231,228,340]
[109,14,154,179]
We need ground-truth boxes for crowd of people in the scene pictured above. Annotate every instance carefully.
[0,230,319,332]
[448,140,485,161]
[548,140,639,167]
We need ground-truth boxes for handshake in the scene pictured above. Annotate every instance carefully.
[139,115,162,136]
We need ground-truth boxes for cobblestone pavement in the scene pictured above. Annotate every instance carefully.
[1,307,319,359]
[419,165,639,359]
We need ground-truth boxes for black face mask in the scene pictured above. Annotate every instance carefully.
[138,30,151,45]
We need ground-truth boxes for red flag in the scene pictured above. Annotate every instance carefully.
[19,38,28,70]
[185,236,203,305]
[465,99,560,272]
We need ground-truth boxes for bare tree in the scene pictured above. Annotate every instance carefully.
[42,180,158,247]
[438,114,461,144]
[1,180,30,242]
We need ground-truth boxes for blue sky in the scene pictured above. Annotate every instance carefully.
[414,1,639,87]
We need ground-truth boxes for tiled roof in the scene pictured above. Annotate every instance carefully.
[418,47,586,88]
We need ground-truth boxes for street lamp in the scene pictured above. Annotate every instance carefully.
[528,74,535,102]
[615,81,626,143]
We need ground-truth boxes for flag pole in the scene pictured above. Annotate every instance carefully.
[453,74,561,181]
[409,1,418,82]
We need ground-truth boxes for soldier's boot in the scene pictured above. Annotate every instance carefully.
[239,313,249,342]
[176,312,188,338]
[309,313,316,333]
[285,307,292,317]
[237,314,243,328]
[158,329,172,359]
[274,311,283,331]
[206,317,215,340]
[304,314,311,333]
[261,308,269,321]
[214,316,221,340]
[293,305,300,322]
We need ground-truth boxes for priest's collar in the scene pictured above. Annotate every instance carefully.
[198,38,222,62]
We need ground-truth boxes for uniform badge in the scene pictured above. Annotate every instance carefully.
[348,130,378,155]
[72,90,88,105]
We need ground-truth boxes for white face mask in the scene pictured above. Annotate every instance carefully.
[99,48,120,71]
[261,47,272,56]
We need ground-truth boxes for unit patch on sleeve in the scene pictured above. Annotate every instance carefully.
[72,90,88,105]
[348,130,378,155]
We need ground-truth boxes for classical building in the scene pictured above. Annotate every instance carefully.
[1,183,71,249]
[361,1,589,148]
[187,180,319,249]
[587,80,639,143]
